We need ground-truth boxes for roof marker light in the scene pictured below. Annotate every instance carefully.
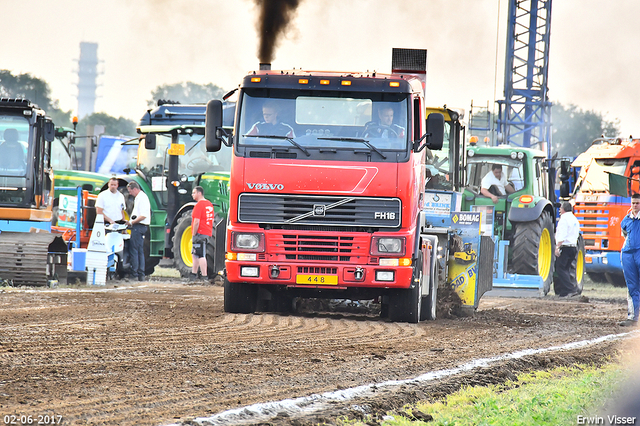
[341,80,352,86]
[320,80,330,85]
[298,78,309,84]
[390,81,400,87]
[250,77,261,83]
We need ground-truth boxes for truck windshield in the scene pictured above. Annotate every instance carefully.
[138,133,232,178]
[575,158,628,193]
[466,156,525,192]
[237,89,409,162]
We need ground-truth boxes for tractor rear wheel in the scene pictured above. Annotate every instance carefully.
[172,211,193,278]
[572,235,586,293]
[511,212,555,295]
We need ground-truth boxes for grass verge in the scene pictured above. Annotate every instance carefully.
[345,363,628,426]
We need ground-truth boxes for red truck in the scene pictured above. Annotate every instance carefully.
[205,49,492,322]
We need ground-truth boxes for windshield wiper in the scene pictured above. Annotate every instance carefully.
[243,134,310,156]
[317,137,387,159]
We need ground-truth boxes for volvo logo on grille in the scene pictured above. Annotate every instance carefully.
[374,212,396,220]
[313,204,326,216]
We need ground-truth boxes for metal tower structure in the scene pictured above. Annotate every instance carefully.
[77,42,98,119]
[496,0,552,151]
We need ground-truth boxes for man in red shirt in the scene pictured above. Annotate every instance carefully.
[190,186,214,281]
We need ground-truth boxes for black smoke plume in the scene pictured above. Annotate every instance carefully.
[255,0,302,64]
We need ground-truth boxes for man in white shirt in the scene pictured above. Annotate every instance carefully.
[125,181,151,281]
[554,201,581,297]
[95,177,126,225]
[480,164,515,203]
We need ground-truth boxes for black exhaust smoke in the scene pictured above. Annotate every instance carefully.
[255,0,302,64]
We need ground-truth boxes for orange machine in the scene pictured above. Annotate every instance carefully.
[572,137,640,284]
[51,189,98,249]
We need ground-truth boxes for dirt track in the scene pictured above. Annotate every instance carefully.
[0,278,634,425]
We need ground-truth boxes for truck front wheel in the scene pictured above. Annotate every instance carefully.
[511,212,555,294]
[224,279,258,314]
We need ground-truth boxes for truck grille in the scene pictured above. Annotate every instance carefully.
[574,203,609,249]
[268,233,370,262]
[238,194,401,228]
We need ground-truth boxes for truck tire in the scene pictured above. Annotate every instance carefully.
[389,254,423,323]
[511,211,555,295]
[172,211,193,278]
[224,279,258,314]
[605,272,626,287]
[572,235,586,293]
[587,272,607,283]
[420,239,438,321]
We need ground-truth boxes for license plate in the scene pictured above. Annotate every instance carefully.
[296,274,338,285]
[585,256,592,264]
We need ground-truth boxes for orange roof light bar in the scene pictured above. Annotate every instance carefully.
[320,80,330,85]
[250,77,261,83]
[389,81,400,87]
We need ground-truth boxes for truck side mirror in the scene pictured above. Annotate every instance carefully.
[44,120,55,142]
[425,113,444,150]
[206,100,223,152]
[145,134,156,150]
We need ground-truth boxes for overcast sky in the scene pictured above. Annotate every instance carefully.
[2,0,639,141]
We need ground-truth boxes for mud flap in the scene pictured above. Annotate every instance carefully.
[475,235,494,305]
[214,219,227,277]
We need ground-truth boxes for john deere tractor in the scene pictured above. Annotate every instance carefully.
[461,143,584,294]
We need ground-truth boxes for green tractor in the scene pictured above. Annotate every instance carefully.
[106,101,233,277]
[461,144,584,295]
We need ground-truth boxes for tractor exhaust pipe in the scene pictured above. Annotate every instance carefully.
[260,63,271,71]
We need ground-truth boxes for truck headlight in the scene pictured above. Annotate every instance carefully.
[371,236,405,256]
[231,232,264,251]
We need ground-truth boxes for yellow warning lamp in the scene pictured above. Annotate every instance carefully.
[72,116,78,130]
[469,136,479,146]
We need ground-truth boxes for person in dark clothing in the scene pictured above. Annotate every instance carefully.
[554,201,581,297]
[247,101,295,138]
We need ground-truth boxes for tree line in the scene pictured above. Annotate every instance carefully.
[0,70,225,138]
[0,69,620,158]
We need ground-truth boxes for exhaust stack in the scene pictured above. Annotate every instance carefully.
[259,63,271,71]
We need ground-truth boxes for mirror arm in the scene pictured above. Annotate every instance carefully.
[413,133,429,152]
[217,127,233,147]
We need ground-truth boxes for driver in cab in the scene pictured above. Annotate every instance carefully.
[363,106,405,138]
[481,163,515,204]
[247,101,295,138]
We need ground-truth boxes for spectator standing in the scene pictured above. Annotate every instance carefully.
[125,181,151,282]
[554,201,581,297]
[95,177,125,225]
[620,193,640,326]
[190,186,214,281]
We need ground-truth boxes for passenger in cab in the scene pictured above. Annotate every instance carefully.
[247,101,295,138]
[481,164,515,203]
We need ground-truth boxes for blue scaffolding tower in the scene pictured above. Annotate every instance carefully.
[496,0,552,151]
